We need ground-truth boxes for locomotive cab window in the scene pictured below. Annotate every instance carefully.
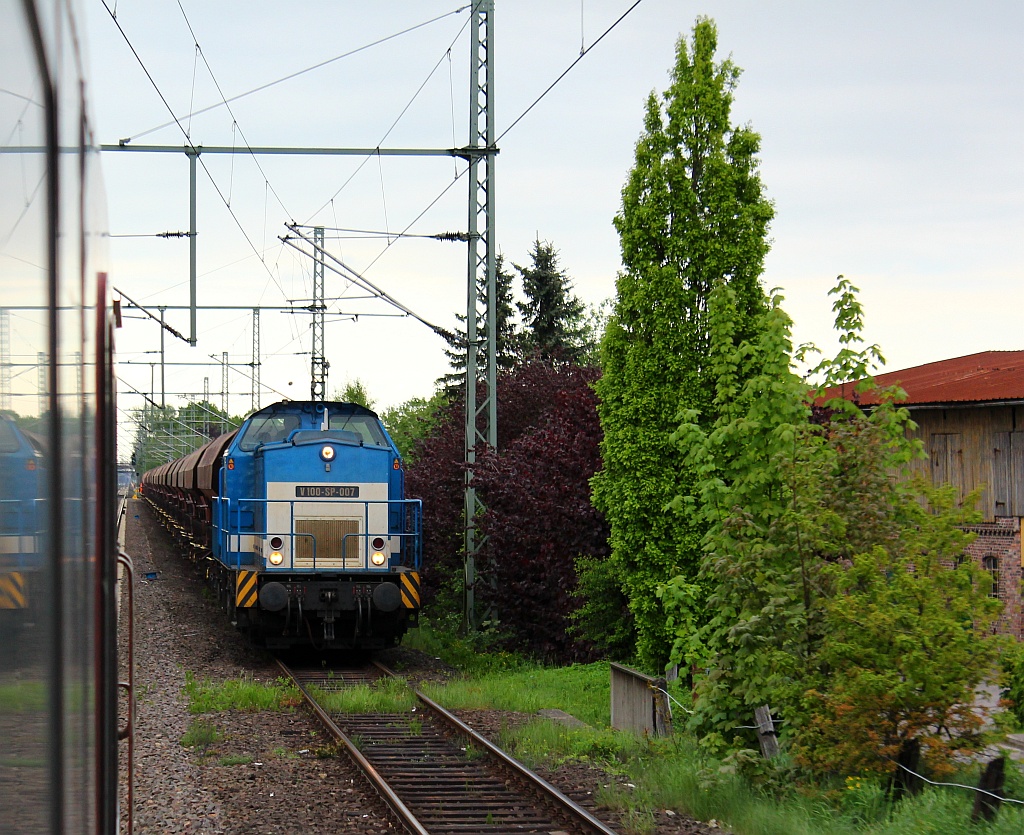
[328,414,388,447]
[0,417,21,453]
[239,415,301,450]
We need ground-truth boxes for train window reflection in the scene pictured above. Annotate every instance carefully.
[0,418,20,453]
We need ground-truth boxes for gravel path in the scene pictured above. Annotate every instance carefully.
[118,498,722,834]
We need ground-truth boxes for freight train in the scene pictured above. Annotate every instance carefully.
[141,400,423,650]
[1,1,122,831]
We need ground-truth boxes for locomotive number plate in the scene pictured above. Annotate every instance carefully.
[294,485,360,498]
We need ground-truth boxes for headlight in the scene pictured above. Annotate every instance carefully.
[320,445,335,462]
[370,551,387,566]
[269,551,284,566]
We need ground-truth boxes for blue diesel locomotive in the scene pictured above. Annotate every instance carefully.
[0,415,45,614]
[142,400,423,650]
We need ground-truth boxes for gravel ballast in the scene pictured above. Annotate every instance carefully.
[118,498,722,834]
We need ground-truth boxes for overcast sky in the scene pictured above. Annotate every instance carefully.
[79,1,1024,457]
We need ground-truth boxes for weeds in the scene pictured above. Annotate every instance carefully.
[308,676,415,714]
[182,671,301,713]
[314,744,340,759]
[181,719,220,752]
[217,754,252,766]
[403,616,526,675]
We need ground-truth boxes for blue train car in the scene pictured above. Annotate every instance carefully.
[0,415,45,611]
[1,1,120,831]
[142,400,423,650]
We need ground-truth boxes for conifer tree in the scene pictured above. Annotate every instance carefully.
[590,18,774,669]
[516,238,587,363]
[439,254,518,395]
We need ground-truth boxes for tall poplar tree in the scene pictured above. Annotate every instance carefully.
[590,18,774,669]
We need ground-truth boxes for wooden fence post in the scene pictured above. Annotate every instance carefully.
[754,705,779,759]
[971,756,1005,823]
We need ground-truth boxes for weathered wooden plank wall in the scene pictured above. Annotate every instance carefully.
[905,405,1024,518]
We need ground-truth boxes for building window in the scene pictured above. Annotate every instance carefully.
[982,555,1000,599]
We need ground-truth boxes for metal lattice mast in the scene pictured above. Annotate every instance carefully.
[463,0,496,629]
[0,310,10,411]
[311,226,327,402]
[221,351,228,433]
[251,308,261,412]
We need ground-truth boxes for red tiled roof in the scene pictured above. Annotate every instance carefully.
[824,351,1024,407]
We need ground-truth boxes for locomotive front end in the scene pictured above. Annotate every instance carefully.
[219,402,422,650]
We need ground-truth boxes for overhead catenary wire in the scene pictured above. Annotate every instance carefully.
[289,224,467,242]
[280,224,455,343]
[175,1,292,226]
[206,354,292,403]
[345,0,645,283]
[497,0,646,143]
[107,2,645,414]
[113,286,190,345]
[122,5,472,144]
[99,0,288,300]
[360,165,469,275]
[303,9,475,223]
[107,231,192,238]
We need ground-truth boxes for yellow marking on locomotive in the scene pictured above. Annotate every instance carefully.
[235,570,258,608]
[399,571,420,609]
[0,573,27,609]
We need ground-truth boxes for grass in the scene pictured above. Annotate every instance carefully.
[0,680,47,713]
[182,671,301,713]
[403,616,529,676]
[307,676,416,714]
[217,754,253,766]
[420,660,610,726]
[417,638,1024,835]
[181,718,220,751]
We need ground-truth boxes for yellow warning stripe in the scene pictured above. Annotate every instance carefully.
[236,570,258,608]
[0,573,27,609]
[400,571,420,609]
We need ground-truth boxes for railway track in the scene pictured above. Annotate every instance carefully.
[278,658,619,835]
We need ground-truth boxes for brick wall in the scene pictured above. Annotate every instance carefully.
[961,517,1023,638]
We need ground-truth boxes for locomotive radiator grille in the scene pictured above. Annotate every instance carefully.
[294,518,361,568]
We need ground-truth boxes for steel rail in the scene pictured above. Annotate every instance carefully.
[412,688,621,835]
[284,657,620,835]
[276,659,430,835]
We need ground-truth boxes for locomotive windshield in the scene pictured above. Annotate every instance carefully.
[238,411,389,451]
[0,417,22,453]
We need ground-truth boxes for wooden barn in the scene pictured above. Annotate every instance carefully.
[837,350,1024,636]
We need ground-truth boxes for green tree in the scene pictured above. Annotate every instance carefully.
[129,401,233,474]
[591,18,774,669]
[665,279,1002,778]
[794,487,1001,778]
[380,391,447,463]
[439,254,518,395]
[332,378,375,410]
[662,283,831,732]
[177,399,233,439]
[515,238,587,362]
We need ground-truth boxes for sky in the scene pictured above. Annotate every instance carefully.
[78,1,1024,461]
